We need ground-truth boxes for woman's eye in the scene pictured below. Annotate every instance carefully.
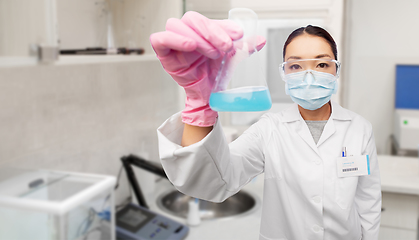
[317,63,329,68]
[289,64,302,70]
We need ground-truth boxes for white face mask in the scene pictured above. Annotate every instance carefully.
[283,70,338,110]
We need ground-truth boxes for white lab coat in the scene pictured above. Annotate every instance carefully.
[157,101,381,240]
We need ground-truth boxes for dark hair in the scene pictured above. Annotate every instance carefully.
[283,25,337,61]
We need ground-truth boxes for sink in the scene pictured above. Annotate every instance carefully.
[156,190,259,220]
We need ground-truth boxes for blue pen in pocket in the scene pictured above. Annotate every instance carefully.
[342,147,346,157]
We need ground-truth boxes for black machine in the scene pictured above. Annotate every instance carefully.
[116,155,189,240]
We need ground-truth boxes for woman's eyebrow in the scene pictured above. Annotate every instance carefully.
[315,54,332,59]
[286,54,333,61]
[286,56,302,61]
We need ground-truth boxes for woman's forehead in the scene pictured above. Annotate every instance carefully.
[284,34,334,61]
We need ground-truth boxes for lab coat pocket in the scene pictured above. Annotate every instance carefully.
[335,176,358,209]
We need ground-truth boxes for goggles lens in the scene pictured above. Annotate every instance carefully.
[281,59,341,77]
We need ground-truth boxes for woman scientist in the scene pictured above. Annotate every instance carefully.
[150,11,381,240]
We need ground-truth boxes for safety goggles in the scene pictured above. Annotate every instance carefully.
[280,59,341,79]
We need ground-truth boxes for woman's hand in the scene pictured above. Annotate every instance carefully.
[150,11,244,127]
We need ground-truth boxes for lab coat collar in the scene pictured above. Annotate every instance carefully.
[330,101,352,121]
[280,101,352,154]
[280,100,352,123]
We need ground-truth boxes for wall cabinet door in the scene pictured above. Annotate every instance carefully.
[379,192,419,240]
[58,0,182,55]
[381,192,419,230]
[0,0,58,64]
[379,226,417,240]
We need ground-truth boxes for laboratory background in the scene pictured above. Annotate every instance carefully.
[0,0,419,239]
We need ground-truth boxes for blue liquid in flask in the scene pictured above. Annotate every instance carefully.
[209,86,272,112]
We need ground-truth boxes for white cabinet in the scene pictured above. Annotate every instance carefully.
[1,0,182,66]
[379,192,419,240]
[0,0,58,56]
[57,0,182,55]
[379,227,417,240]
[0,0,58,65]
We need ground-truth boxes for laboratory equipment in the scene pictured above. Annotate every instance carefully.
[0,168,116,240]
[122,155,258,222]
[119,155,189,240]
[392,65,419,155]
[116,203,189,240]
[121,154,167,209]
[393,109,419,151]
[156,189,258,220]
[209,8,272,112]
[186,198,201,226]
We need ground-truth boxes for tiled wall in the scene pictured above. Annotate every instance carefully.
[0,58,180,205]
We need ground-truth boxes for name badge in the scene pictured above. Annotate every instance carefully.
[336,155,370,177]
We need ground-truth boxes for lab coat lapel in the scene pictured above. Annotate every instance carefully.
[316,119,335,147]
[296,120,321,156]
[282,104,320,156]
[317,101,352,147]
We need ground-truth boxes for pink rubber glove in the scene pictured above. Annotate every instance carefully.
[150,11,266,127]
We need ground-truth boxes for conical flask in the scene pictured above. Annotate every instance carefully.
[209,8,272,112]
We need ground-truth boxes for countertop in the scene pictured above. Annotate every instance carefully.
[378,155,419,195]
[146,154,419,240]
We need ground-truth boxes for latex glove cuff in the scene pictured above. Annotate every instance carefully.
[181,76,218,127]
